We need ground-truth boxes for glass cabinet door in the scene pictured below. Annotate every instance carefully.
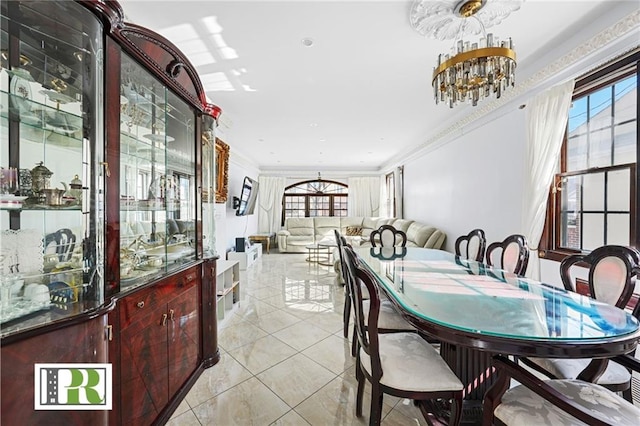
[119,53,197,291]
[0,1,104,331]
[202,113,217,258]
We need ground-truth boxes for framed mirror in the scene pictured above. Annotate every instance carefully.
[215,138,230,203]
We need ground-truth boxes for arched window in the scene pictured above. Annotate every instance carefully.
[282,179,348,224]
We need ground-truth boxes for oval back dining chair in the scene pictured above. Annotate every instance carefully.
[520,245,640,401]
[370,225,407,248]
[454,228,486,262]
[342,246,463,426]
[485,234,529,276]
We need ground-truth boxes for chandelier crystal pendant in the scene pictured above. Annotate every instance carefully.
[411,0,521,108]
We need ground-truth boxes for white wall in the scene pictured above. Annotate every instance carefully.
[404,108,526,251]
[214,151,260,257]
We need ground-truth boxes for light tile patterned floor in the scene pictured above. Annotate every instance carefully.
[166,253,428,425]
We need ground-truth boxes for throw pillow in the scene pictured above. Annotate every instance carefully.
[346,226,363,236]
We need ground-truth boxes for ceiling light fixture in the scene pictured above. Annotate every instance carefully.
[411,0,522,108]
[301,38,314,47]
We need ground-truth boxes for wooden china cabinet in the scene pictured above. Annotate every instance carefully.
[0,1,222,425]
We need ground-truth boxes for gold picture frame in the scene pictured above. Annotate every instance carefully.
[215,138,230,203]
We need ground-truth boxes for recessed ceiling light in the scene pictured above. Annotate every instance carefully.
[319,138,326,142]
[258,138,264,142]
[270,152,275,155]
[310,123,318,127]
[301,38,314,47]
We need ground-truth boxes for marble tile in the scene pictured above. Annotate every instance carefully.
[245,285,285,300]
[184,352,253,407]
[386,399,429,425]
[294,374,394,426]
[218,320,268,351]
[304,310,345,334]
[302,334,355,375]
[270,410,311,425]
[256,353,336,407]
[233,298,280,322]
[248,308,302,334]
[227,335,298,375]
[192,377,290,425]
[260,294,289,308]
[381,407,425,426]
[283,301,332,320]
[272,320,332,351]
[165,409,200,426]
[169,399,191,419]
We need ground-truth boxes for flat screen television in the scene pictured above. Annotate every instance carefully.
[235,176,259,216]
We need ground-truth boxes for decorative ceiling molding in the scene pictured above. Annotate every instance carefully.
[392,9,640,168]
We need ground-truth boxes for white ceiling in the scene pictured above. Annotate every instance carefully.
[118,1,636,173]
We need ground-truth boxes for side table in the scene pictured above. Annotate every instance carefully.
[248,233,275,254]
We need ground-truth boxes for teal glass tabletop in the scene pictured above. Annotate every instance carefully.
[355,247,640,341]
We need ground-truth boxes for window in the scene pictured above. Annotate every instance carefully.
[540,51,639,261]
[282,179,348,224]
[385,172,396,217]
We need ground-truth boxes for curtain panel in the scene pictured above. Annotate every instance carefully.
[521,79,575,279]
[348,176,381,217]
[257,176,286,234]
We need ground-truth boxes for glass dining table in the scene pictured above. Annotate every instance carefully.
[355,247,640,417]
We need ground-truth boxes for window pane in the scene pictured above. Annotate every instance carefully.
[589,86,612,122]
[607,169,630,211]
[588,127,612,167]
[608,213,630,246]
[582,213,605,251]
[567,134,588,171]
[614,75,637,125]
[568,96,587,135]
[560,212,580,250]
[614,121,637,165]
[582,173,604,211]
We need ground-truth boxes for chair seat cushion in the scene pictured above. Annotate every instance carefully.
[528,357,631,386]
[494,379,640,426]
[363,300,414,331]
[359,333,463,393]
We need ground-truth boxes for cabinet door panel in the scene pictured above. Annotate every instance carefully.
[120,303,168,425]
[168,283,200,397]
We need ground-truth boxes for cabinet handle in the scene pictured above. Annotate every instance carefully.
[106,325,113,341]
[169,309,174,321]
[136,301,145,308]
[161,313,168,326]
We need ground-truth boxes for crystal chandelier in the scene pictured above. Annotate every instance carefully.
[411,0,522,108]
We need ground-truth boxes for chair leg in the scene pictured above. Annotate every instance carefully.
[355,360,365,418]
[622,385,633,403]
[449,393,463,426]
[351,326,358,357]
[368,384,383,426]
[343,292,351,338]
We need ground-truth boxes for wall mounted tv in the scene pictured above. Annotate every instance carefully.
[233,176,259,216]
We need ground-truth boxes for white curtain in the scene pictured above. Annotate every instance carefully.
[395,166,404,219]
[521,79,575,279]
[257,176,286,234]
[348,176,381,217]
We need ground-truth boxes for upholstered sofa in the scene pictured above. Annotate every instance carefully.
[277,216,446,281]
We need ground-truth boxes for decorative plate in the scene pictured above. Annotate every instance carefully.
[9,76,32,112]
[6,67,35,82]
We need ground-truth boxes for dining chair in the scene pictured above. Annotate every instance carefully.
[520,245,640,401]
[484,354,640,426]
[342,246,463,426]
[454,228,486,262]
[485,234,529,276]
[335,229,357,339]
[44,228,77,262]
[338,238,416,357]
[369,224,407,248]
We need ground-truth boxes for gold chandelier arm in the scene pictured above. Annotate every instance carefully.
[432,46,516,83]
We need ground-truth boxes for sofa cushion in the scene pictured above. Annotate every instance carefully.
[390,219,414,233]
[407,222,439,247]
[284,217,315,236]
[314,217,341,240]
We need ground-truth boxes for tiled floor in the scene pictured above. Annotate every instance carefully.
[166,252,429,425]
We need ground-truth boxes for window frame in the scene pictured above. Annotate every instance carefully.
[281,179,348,225]
[539,50,640,262]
